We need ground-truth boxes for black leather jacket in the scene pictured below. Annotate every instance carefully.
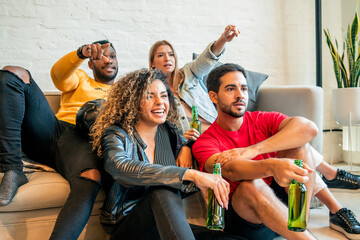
[99,121,196,230]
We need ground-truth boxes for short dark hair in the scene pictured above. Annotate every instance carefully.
[92,40,115,52]
[206,63,247,93]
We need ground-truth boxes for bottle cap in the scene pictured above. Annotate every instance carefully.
[213,163,221,175]
[294,159,303,168]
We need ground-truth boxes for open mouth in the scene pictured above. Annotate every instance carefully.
[151,109,166,116]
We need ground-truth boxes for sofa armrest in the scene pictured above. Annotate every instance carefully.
[44,91,61,114]
[256,85,323,154]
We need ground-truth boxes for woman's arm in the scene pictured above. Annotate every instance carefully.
[211,25,240,56]
[183,25,240,82]
[183,169,230,209]
[101,126,188,190]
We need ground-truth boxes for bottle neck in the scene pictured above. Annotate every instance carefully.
[213,163,222,175]
[192,106,199,121]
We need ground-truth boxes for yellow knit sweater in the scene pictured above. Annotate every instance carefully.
[50,51,111,124]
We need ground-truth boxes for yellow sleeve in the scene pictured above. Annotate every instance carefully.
[50,50,87,92]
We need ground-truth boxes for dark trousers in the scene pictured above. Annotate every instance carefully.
[111,187,195,240]
[0,70,100,240]
[110,187,246,240]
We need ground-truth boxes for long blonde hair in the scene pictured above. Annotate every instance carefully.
[148,40,185,90]
[90,68,178,157]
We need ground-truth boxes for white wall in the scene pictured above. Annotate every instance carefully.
[322,0,357,163]
[0,0,357,162]
[1,0,317,90]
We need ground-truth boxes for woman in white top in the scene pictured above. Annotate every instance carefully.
[149,25,240,141]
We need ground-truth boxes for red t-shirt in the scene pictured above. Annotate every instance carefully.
[192,111,288,195]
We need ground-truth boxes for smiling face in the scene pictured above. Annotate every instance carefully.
[210,71,249,118]
[151,44,176,78]
[90,45,118,84]
[139,79,170,127]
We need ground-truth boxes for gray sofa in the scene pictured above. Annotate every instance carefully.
[0,85,323,240]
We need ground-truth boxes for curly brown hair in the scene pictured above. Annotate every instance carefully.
[90,68,179,157]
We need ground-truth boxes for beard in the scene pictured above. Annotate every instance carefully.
[218,99,246,118]
[93,64,118,82]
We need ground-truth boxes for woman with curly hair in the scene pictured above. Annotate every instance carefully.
[149,25,240,142]
[90,68,230,240]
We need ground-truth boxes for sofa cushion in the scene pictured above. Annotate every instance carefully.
[0,172,105,212]
[192,54,268,111]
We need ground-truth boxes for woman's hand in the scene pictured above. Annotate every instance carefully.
[183,128,200,141]
[212,24,240,56]
[176,146,193,168]
[221,25,240,43]
[183,169,230,209]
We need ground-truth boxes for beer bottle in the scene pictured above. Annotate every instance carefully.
[207,163,225,230]
[190,106,201,133]
[288,159,308,232]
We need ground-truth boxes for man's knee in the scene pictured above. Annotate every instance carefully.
[80,169,101,183]
[277,144,314,167]
[233,180,271,206]
[2,66,30,84]
[231,180,273,224]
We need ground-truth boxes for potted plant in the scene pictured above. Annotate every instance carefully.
[324,1,360,125]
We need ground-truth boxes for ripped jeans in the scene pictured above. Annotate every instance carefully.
[0,70,101,240]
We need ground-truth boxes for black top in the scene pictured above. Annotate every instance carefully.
[154,124,176,166]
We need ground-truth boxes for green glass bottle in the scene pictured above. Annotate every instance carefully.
[190,106,201,133]
[206,163,225,230]
[288,159,308,232]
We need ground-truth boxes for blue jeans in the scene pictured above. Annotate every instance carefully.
[0,70,100,240]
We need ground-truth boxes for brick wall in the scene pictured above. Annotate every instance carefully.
[0,0,356,162]
[1,0,319,90]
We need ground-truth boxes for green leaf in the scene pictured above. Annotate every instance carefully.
[350,11,359,57]
[324,29,343,87]
[339,56,349,87]
[349,11,359,86]
[345,26,355,85]
[354,57,360,87]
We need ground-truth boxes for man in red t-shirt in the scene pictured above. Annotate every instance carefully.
[193,63,360,240]
[192,63,319,239]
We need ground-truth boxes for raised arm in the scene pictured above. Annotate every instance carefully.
[50,50,84,92]
[50,43,110,92]
[211,25,240,56]
[184,25,240,81]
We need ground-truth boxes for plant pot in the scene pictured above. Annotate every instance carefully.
[332,88,360,125]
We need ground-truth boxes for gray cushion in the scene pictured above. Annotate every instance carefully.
[192,53,268,111]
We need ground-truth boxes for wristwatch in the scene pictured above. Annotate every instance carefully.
[77,45,88,59]
[185,139,195,149]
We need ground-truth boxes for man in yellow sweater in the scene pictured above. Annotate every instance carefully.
[0,40,118,240]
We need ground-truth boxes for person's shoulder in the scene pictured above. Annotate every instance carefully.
[245,111,286,125]
[245,110,274,119]
[249,111,284,118]
[103,125,128,139]
[196,123,219,142]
